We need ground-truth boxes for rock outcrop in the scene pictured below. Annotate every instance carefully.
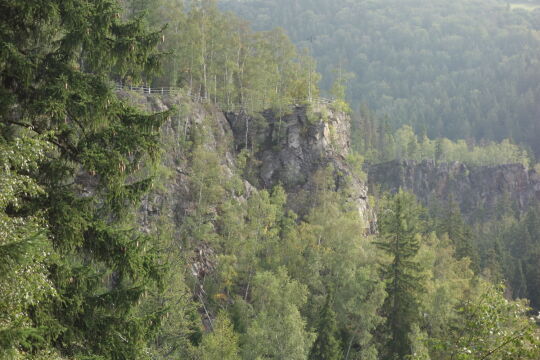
[225,104,372,230]
[369,159,540,219]
[118,91,373,234]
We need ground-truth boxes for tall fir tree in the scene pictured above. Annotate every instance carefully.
[309,293,343,360]
[375,190,425,360]
[1,0,168,358]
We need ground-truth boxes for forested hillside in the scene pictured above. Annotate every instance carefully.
[1,1,539,360]
[222,0,540,156]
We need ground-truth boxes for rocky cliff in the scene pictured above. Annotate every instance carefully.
[225,105,371,226]
[369,159,540,219]
[117,91,373,236]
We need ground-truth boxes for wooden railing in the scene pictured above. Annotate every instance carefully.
[114,83,334,110]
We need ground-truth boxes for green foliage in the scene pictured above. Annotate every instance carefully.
[198,312,241,360]
[477,203,540,311]
[329,67,354,114]
[4,2,539,360]
[0,0,167,358]
[309,294,343,360]
[242,268,315,360]
[428,198,478,264]
[375,190,425,359]
[345,152,366,182]
[368,125,530,166]
[223,0,540,156]
[423,280,540,360]
[126,0,321,112]
[297,167,384,360]
[180,158,384,359]
[414,232,475,358]
[0,135,62,359]
[142,210,201,360]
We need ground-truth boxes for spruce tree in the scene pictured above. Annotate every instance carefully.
[432,198,477,265]
[1,1,167,358]
[309,293,343,360]
[375,190,425,360]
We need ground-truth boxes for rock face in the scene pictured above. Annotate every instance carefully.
[225,106,351,187]
[369,159,540,219]
[118,91,373,233]
[225,105,372,230]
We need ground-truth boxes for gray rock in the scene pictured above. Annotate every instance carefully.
[225,105,373,231]
[369,159,540,220]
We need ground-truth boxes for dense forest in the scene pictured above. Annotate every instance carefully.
[1,1,539,360]
[222,0,540,157]
[123,0,320,112]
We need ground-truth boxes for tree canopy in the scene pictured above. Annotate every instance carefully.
[223,0,540,157]
[1,0,167,358]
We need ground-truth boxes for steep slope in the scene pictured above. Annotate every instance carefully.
[225,105,372,228]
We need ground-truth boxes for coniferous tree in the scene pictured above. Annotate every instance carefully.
[1,1,167,358]
[375,190,425,360]
[309,293,343,360]
[498,204,540,309]
[431,198,477,265]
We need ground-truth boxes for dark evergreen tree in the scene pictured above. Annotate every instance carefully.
[375,190,425,360]
[309,293,343,360]
[1,0,168,358]
[432,198,477,264]
[507,205,540,309]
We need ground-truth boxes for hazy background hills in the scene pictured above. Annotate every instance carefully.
[222,0,540,156]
